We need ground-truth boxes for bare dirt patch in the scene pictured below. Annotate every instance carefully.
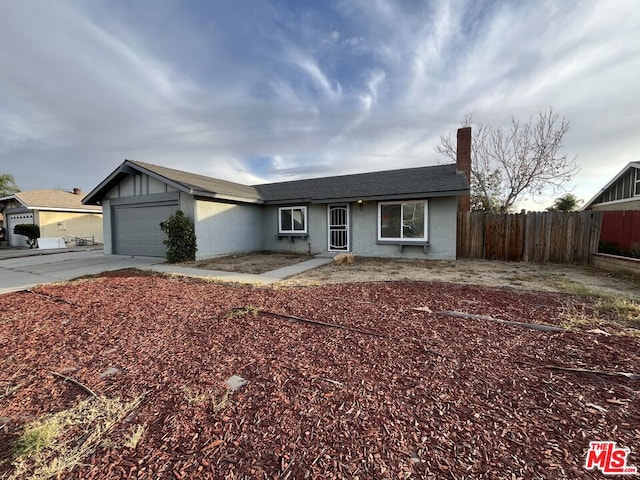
[283,257,640,302]
[181,252,312,274]
[1,271,638,479]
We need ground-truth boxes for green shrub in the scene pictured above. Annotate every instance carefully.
[159,211,197,263]
[14,223,40,248]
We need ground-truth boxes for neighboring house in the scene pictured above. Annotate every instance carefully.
[0,189,103,247]
[83,128,471,260]
[583,162,640,211]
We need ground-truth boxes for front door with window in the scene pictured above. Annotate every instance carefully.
[328,204,349,251]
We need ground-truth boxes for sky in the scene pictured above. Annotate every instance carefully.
[1,0,639,210]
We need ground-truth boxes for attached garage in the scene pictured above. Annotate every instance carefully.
[112,201,178,257]
[83,160,263,258]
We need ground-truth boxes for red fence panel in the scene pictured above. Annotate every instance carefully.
[600,210,640,251]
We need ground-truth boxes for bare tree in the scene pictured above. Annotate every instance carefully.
[437,109,578,213]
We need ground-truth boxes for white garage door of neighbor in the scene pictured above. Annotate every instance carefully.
[112,203,178,257]
[7,212,34,247]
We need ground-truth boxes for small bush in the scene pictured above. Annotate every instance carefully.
[13,223,40,248]
[160,211,197,263]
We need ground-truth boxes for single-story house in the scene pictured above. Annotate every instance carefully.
[0,189,103,247]
[583,162,640,211]
[83,128,472,260]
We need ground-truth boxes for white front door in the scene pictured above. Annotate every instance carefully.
[328,204,349,252]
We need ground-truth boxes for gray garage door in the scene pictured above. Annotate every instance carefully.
[112,203,178,256]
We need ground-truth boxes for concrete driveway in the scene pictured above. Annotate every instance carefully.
[0,250,163,294]
[0,249,334,294]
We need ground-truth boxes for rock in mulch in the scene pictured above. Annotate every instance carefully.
[99,367,122,379]
[225,375,248,391]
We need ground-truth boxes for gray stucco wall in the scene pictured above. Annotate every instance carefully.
[262,204,327,254]
[352,197,458,260]
[194,200,263,259]
[351,197,457,259]
[425,196,458,259]
[262,197,458,259]
[179,192,196,221]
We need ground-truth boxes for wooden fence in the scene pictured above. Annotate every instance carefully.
[600,210,640,252]
[457,211,603,264]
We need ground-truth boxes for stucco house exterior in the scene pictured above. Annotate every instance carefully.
[583,162,640,211]
[83,128,471,260]
[0,189,103,247]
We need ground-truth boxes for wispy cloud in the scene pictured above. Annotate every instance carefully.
[286,50,342,101]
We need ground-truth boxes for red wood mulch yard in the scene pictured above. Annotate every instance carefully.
[0,270,638,479]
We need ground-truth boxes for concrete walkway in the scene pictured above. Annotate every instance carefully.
[0,249,333,294]
[148,257,333,285]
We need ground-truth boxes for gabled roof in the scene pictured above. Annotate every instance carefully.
[0,190,102,212]
[83,160,262,205]
[83,159,470,206]
[583,161,640,209]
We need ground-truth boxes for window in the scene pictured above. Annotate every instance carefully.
[378,201,428,241]
[635,168,640,196]
[278,206,307,234]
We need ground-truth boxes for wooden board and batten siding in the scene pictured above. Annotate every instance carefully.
[457,211,603,264]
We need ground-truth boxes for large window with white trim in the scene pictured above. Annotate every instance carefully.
[278,206,308,234]
[378,201,428,241]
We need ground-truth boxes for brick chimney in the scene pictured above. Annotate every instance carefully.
[456,126,472,212]
[73,188,82,195]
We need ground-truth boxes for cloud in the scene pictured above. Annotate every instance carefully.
[0,0,638,210]
[286,50,342,101]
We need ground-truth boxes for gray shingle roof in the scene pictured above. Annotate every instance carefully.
[254,164,469,203]
[84,160,469,205]
[129,161,261,201]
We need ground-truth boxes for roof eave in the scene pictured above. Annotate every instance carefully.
[0,194,26,207]
[192,190,264,204]
[30,207,103,213]
[82,164,139,205]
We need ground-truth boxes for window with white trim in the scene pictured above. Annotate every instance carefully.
[278,206,308,234]
[378,201,428,241]
[635,168,640,196]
